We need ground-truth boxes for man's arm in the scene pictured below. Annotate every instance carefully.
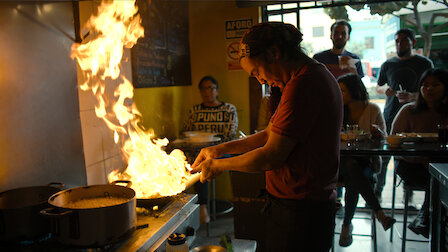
[191,126,296,182]
[375,63,396,97]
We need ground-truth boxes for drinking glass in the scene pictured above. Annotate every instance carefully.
[345,124,359,147]
[438,124,448,149]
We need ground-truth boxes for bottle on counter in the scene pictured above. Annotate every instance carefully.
[166,233,188,252]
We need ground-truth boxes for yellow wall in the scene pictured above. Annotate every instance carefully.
[134,1,258,201]
[134,1,258,139]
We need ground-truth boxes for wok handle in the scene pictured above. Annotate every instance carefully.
[47,182,65,190]
[40,208,73,217]
[111,180,133,188]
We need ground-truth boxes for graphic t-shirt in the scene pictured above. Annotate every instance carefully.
[377,55,433,131]
[313,49,364,78]
[183,102,238,142]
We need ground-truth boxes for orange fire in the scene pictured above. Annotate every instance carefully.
[71,0,197,198]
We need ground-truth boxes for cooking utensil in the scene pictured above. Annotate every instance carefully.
[41,184,136,247]
[111,173,200,209]
[110,180,174,208]
[0,182,63,242]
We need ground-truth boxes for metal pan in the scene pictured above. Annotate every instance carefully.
[111,173,200,209]
[0,182,64,242]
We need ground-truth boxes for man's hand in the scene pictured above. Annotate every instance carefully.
[376,85,395,97]
[396,91,417,103]
[384,87,396,97]
[191,145,223,170]
[191,159,222,183]
[339,55,358,74]
[370,124,385,139]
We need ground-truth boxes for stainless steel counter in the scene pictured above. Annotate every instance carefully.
[112,193,200,252]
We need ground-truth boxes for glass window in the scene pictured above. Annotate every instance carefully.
[283,3,298,9]
[365,37,374,49]
[268,15,282,22]
[283,13,297,27]
[267,4,281,11]
[312,26,324,37]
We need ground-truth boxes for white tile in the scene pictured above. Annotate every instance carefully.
[104,154,126,180]
[102,125,122,159]
[80,110,104,167]
[86,161,106,185]
[76,63,98,112]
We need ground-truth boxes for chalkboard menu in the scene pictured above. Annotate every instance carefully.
[132,0,191,88]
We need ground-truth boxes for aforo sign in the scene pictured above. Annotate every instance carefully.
[225,18,253,71]
[225,19,253,39]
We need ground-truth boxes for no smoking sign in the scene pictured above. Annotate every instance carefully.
[226,41,242,71]
[227,42,240,61]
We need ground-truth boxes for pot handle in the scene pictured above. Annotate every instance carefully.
[111,180,133,188]
[46,182,65,190]
[40,207,73,217]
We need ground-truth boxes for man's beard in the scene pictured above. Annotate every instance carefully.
[333,41,347,50]
[397,47,411,57]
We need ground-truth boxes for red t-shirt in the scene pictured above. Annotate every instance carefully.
[267,62,342,201]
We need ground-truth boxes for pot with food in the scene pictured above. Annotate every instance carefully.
[41,184,136,247]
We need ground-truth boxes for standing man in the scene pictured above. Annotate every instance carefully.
[314,20,364,209]
[374,28,434,200]
[313,20,364,79]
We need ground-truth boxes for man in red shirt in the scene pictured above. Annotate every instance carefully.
[192,22,342,251]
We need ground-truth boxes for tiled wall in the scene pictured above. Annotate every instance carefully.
[76,0,133,184]
[76,49,134,185]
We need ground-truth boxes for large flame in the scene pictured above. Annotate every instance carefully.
[71,0,195,198]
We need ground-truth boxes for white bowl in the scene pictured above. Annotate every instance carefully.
[185,132,217,142]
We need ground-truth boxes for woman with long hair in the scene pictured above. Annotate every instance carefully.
[337,73,395,247]
[391,68,448,238]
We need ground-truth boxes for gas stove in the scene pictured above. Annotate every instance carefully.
[0,194,199,252]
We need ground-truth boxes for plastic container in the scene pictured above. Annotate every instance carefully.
[166,233,188,252]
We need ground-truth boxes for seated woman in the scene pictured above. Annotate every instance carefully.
[182,75,238,224]
[337,74,396,247]
[391,68,448,238]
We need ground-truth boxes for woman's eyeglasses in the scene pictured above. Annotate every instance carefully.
[199,86,217,92]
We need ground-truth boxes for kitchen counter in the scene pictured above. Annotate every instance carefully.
[0,194,199,252]
[112,193,200,251]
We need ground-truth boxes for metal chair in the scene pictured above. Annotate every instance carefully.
[391,167,430,252]
[332,182,378,252]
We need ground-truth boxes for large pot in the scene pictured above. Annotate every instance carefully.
[41,184,136,247]
[0,183,63,242]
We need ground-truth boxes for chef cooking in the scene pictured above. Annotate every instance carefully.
[191,22,343,251]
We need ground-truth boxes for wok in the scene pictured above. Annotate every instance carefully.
[112,173,200,209]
